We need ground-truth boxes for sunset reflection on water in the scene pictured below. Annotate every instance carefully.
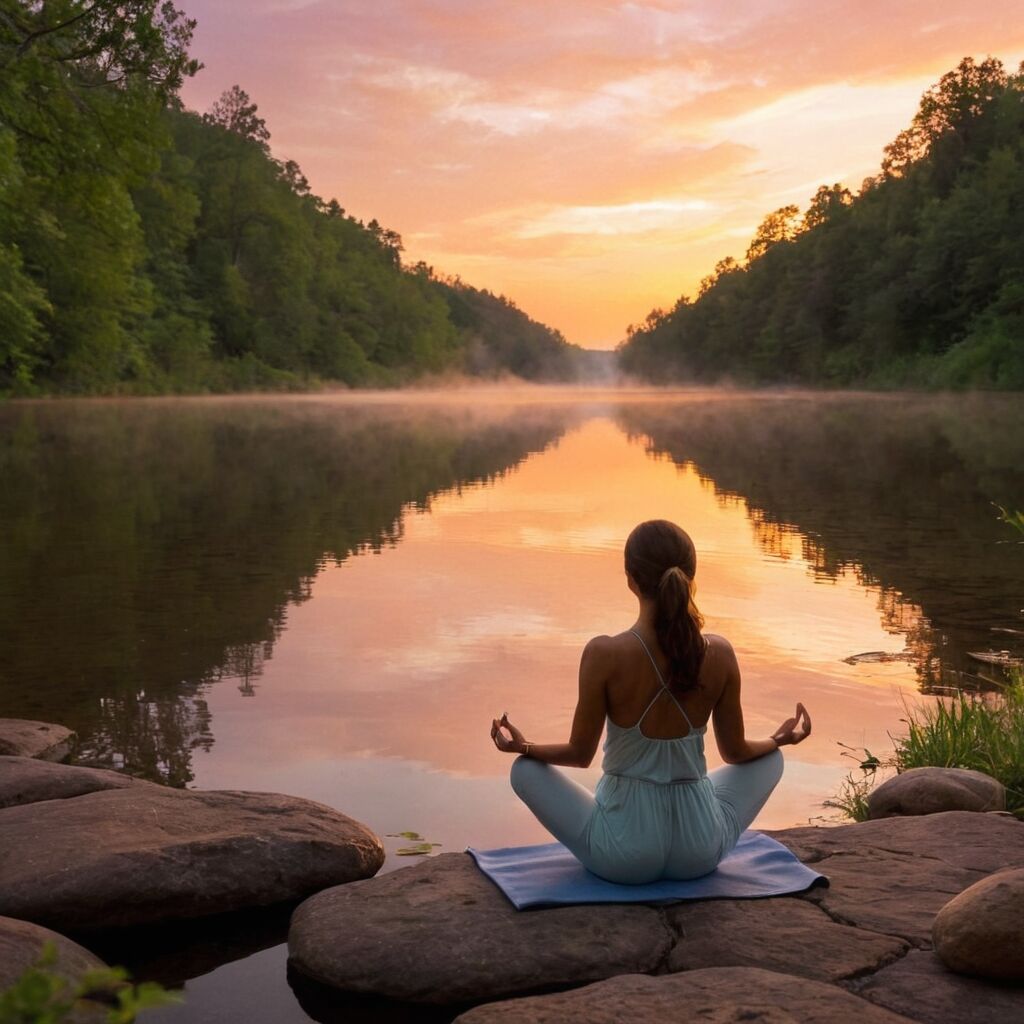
[192,413,926,857]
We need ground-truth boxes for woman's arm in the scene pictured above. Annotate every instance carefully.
[491,637,609,768]
[711,639,811,763]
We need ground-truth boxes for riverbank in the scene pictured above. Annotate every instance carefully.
[2,718,1022,1023]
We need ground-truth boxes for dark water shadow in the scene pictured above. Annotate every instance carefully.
[71,901,297,988]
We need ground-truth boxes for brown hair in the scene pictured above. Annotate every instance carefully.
[624,520,706,691]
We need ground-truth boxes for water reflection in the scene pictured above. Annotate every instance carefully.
[0,398,571,783]
[617,392,1024,691]
[5,390,1022,1024]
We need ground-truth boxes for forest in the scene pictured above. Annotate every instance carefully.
[619,57,1024,389]
[0,1,581,393]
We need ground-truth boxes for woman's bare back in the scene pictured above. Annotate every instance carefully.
[600,630,734,739]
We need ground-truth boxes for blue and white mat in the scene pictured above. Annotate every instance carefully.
[467,830,828,910]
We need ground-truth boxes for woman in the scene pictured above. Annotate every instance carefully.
[490,519,811,884]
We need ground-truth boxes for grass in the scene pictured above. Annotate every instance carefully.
[822,771,875,822]
[894,677,1024,816]
[826,674,1024,822]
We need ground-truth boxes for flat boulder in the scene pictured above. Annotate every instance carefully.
[773,812,1024,945]
[0,756,144,809]
[454,967,917,1023]
[288,813,1024,1008]
[0,718,75,761]
[287,852,672,1004]
[0,916,109,1022]
[854,950,1024,1024]
[867,768,1005,819]
[932,868,1024,981]
[0,785,384,930]
[664,897,908,982]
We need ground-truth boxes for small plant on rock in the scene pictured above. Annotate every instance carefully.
[0,943,180,1024]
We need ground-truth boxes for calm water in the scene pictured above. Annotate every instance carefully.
[1,389,1022,1022]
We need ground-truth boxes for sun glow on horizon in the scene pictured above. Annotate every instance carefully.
[179,2,1024,348]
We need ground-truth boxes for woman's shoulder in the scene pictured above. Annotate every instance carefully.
[701,633,739,669]
[703,632,735,653]
[583,631,629,656]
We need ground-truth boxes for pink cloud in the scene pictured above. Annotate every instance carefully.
[179,1,1024,347]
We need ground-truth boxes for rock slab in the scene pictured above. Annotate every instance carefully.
[0,784,384,930]
[868,768,1005,819]
[932,868,1024,981]
[776,812,1024,945]
[454,967,917,1023]
[665,897,908,982]
[0,756,143,809]
[288,852,672,1004]
[286,812,1024,1010]
[854,950,1024,1024]
[0,719,75,761]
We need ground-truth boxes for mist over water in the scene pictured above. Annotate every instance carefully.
[1,387,1022,1022]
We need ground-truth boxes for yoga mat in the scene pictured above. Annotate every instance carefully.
[467,830,828,910]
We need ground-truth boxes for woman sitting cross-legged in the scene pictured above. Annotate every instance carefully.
[490,519,811,885]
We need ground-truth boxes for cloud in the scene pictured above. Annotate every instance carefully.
[179,0,1024,346]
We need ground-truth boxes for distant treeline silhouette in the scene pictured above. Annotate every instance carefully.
[619,57,1024,389]
[0,2,581,394]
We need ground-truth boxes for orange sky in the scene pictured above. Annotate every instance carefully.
[179,2,1024,348]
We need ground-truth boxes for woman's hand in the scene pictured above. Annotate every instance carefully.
[491,713,529,754]
[772,703,811,747]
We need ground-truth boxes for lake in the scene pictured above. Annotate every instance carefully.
[1,388,1022,1022]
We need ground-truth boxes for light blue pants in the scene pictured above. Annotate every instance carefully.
[509,749,784,882]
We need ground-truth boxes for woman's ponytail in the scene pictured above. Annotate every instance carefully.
[625,520,707,692]
[655,566,705,690]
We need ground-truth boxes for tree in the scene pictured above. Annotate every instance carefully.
[882,56,1007,178]
[802,184,852,230]
[204,85,270,148]
[745,206,800,262]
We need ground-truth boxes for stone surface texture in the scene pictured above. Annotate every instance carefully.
[853,950,1024,1024]
[288,810,1024,1018]
[0,756,144,809]
[777,812,1024,946]
[868,768,1006,819]
[453,968,918,1023]
[664,897,908,981]
[287,852,673,1004]
[0,719,75,761]
[932,868,1024,981]
[0,784,384,930]
[0,915,109,1022]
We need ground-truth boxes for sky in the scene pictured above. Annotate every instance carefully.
[178,2,1024,349]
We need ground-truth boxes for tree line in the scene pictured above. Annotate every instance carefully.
[619,57,1024,389]
[0,1,582,394]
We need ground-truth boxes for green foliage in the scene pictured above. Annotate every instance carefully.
[826,680,1024,822]
[0,942,180,1024]
[0,2,577,393]
[997,505,1024,537]
[431,273,585,380]
[894,679,1024,816]
[620,56,1024,389]
[822,771,874,823]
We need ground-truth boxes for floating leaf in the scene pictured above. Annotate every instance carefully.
[396,842,442,856]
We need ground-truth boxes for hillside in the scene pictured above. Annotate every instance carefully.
[0,3,580,394]
[618,57,1024,390]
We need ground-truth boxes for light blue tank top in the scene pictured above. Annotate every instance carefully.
[585,630,729,882]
